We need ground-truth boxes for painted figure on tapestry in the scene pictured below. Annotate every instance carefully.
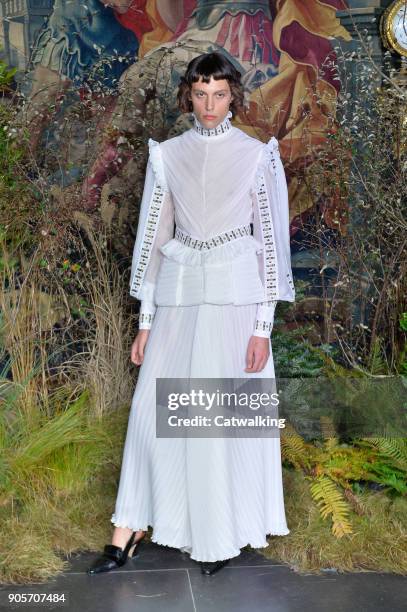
[12,0,351,236]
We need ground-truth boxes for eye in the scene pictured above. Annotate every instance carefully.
[217,93,225,97]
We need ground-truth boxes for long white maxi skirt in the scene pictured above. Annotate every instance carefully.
[111,302,290,562]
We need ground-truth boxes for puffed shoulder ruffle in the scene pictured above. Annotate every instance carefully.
[159,234,264,267]
[254,136,280,186]
[148,138,168,191]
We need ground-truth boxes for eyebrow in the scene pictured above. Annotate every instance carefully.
[193,88,228,93]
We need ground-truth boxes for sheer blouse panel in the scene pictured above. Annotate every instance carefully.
[132,129,295,334]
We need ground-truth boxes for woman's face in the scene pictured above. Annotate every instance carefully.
[189,76,233,129]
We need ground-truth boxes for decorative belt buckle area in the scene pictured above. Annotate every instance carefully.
[174,224,252,251]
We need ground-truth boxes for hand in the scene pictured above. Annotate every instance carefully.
[245,335,270,373]
[100,0,133,14]
[131,330,150,366]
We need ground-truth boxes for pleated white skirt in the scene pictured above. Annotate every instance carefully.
[111,302,290,562]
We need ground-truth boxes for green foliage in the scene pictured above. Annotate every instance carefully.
[400,313,407,332]
[281,420,407,538]
[308,475,352,538]
[0,104,38,245]
[356,438,407,495]
[268,302,407,538]
[261,469,407,574]
[0,107,26,190]
[0,388,113,508]
[368,337,388,375]
[272,321,329,378]
[398,313,407,375]
[0,54,17,90]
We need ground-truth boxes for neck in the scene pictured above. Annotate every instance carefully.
[192,111,233,137]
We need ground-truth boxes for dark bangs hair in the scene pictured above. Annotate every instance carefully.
[177,52,245,117]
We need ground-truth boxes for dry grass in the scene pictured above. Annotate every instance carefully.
[59,219,136,417]
[260,469,407,575]
[0,227,141,584]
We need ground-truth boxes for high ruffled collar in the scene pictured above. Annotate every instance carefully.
[192,110,233,137]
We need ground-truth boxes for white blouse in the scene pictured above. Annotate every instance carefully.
[129,111,295,338]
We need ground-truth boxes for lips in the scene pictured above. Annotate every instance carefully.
[204,116,216,119]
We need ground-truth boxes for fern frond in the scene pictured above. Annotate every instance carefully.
[309,475,353,538]
[369,337,388,375]
[281,422,310,470]
[320,415,338,449]
[361,437,407,472]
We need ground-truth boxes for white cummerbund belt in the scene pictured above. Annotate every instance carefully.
[154,224,266,306]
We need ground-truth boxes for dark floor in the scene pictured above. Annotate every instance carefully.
[1,542,406,612]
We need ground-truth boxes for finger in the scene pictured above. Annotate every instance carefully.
[251,357,262,372]
[256,357,267,372]
[137,343,145,365]
[246,344,255,369]
[256,350,268,366]
[133,353,142,366]
[250,350,268,373]
[245,358,257,372]
[131,343,138,363]
[131,343,142,365]
[136,346,143,363]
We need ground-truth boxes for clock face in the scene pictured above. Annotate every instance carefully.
[382,0,407,56]
[392,5,407,52]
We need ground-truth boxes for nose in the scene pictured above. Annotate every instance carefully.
[205,97,215,111]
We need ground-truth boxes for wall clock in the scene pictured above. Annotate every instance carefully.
[380,0,407,57]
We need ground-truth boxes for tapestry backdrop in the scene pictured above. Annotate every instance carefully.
[1,0,352,249]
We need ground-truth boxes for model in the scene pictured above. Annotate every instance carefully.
[88,50,295,577]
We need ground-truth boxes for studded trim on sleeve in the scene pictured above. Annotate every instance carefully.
[139,312,154,329]
[253,299,277,338]
[130,184,167,298]
[130,138,168,299]
[253,137,279,300]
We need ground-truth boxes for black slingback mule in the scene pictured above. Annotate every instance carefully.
[200,558,231,575]
[87,531,145,575]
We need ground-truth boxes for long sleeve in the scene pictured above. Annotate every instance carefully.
[251,136,295,338]
[138,186,174,330]
[253,300,277,338]
[129,139,175,330]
